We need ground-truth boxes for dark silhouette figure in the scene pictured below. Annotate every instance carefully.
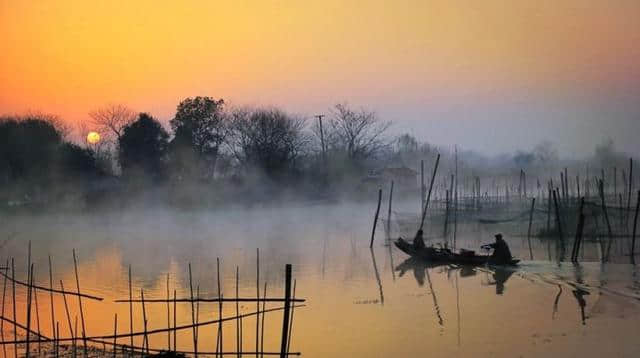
[482,233,513,265]
[413,229,425,250]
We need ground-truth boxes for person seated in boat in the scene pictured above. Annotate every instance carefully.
[413,229,425,250]
[481,233,513,265]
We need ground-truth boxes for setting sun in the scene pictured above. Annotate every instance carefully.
[86,131,101,144]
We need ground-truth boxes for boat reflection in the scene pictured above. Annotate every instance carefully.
[395,257,515,296]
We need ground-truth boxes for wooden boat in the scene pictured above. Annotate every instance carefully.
[394,238,520,266]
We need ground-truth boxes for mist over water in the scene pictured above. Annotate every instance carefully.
[2,199,639,357]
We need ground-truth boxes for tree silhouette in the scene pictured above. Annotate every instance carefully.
[326,103,390,162]
[118,113,169,181]
[170,96,228,179]
[0,115,63,182]
[230,108,308,177]
[88,104,137,142]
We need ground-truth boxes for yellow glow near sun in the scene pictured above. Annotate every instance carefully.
[87,131,101,144]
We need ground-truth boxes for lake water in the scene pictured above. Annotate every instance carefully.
[1,201,639,357]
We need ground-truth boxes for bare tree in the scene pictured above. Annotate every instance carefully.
[229,107,308,176]
[326,103,390,161]
[88,104,136,141]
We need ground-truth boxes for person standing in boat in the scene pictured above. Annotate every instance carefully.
[482,233,513,264]
[413,229,425,250]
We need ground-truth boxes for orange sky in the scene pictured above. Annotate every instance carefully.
[1,0,639,138]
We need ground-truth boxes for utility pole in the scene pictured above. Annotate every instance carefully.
[316,114,327,188]
[315,114,326,162]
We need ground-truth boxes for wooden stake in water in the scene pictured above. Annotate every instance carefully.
[72,249,88,356]
[188,263,197,357]
[236,266,240,358]
[34,272,41,355]
[166,273,170,351]
[255,248,260,358]
[627,158,634,227]
[12,258,17,358]
[260,282,267,358]
[527,198,536,260]
[128,265,133,352]
[59,280,73,339]
[386,181,394,239]
[279,264,292,358]
[552,189,565,259]
[286,280,297,355]
[572,197,586,262]
[173,289,177,352]
[420,153,441,231]
[113,314,118,358]
[1,258,7,358]
[26,264,33,358]
[599,180,615,261]
[421,160,425,214]
[631,190,640,261]
[141,289,149,354]
[369,188,383,248]
[48,256,55,341]
[217,258,223,357]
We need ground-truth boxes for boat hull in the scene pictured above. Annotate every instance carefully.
[394,238,520,266]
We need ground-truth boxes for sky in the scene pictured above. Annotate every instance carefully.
[1,0,639,157]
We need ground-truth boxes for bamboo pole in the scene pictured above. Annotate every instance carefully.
[547,187,552,234]
[527,198,535,260]
[26,264,33,358]
[55,321,59,358]
[599,180,615,261]
[48,256,55,341]
[1,258,6,358]
[631,190,639,261]
[12,258,17,358]
[627,158,633,227]
[386,181,394,239]
[113,314,117,358]
[572,197,585,262]
[256,248,260,358]
[34,273,41,355]
[141,289,149,354]
[188,263,197,357]
[195,285,200,353]
[0,271,103,301]
[236,266,240,358]
[444,190,450,239]
[128,265,133,352]
[614,167,617,199]
[552,189,564,259]
[421,160,425,214]
[279,264,292,358]
[173,289,177,352]
[369,189,383,248]
[286,280,297,356]
[72,249,87,356]
[59,281,73,340]
[217,258,223,357]
[420,153,441,231]
[167,273,171,351]
[260,282,267,358]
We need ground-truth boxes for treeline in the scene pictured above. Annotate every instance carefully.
[1,97,635,209]
[0,98,396,208]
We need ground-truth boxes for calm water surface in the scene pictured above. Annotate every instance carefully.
[1,201,639,357]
